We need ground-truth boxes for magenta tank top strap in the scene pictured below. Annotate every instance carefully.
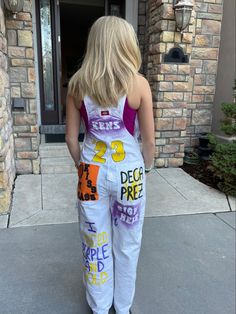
[123,97,137,136]
[80,100,89,131]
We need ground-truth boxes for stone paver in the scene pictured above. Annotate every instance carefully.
[41,157,76,174]
[0,215,235,314]
[10,208,78,228]
[7,169,233,228]
[42,173,77,210]
[228,195,236,211]
[216,212,236,230]
[0,223,88,314]
[9,175,41,227]
[156,168,230,213]
[133,214,236,314]
[0,214,8,228]
[146,170,186,216]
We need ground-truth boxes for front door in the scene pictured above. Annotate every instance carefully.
[36,0,126,137]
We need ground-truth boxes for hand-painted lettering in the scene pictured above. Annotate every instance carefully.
[112,201,141,227]
[120,167,144,201]
[85,221,96,233]
[78,163,99,201]
[91,120,121,131]
[85,271,108,286]
[120,183,143,201]
[92,140,126,163]
[85,261,105,273]
[82,242,109,262]
[82,227,110,286]
[83,231,108,247]
[97,261,104,272]
[102,243,109,259]
[120,167,143,184]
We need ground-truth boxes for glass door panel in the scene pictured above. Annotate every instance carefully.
[37,0,127,127]
[36,0,59,124]
[40,0,55,111]
[107,0,125,17]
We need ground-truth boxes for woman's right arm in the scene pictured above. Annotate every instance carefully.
[137,76,155,170]
[65,95,81,168]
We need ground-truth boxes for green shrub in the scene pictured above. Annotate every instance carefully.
[207,80,236,196]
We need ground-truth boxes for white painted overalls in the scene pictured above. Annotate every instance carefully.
[76,95,146,314]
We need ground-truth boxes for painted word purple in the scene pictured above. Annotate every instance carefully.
[82,242,109,261]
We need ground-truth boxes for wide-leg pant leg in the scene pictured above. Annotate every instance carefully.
[110,172,146,314]
[78,195,114,314]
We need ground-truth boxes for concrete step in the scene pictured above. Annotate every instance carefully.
[40,157,77,174]
[39,143,70,158]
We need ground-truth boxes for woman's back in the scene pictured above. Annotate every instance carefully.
[80,92,142,166]
[65,16,155,314]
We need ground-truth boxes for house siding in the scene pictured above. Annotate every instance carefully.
[212,0,235,136]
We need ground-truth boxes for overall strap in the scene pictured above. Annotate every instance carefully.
[80,95,137,136]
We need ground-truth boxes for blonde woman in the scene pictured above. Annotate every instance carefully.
[66,16,155,314]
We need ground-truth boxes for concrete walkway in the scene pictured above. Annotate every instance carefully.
[0,168,235,314]
[0,168,235,228]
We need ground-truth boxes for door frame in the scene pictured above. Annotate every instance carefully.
[36,0,139,130]
[35,0,60,125]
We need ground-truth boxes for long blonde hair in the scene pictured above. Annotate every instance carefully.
[68,16,141,107]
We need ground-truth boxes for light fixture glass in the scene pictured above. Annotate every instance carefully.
[4,0,24,18]
[174,0,194,33]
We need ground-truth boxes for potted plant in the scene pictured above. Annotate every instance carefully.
[183,148,200,165]
[197,132,214,160]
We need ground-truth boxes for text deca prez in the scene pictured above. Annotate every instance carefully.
[120,167,144,201]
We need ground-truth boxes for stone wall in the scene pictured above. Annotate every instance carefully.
[138,0,147,74]
[139,0,223,167]
[6,0,40,174]
[144,0,195,167]
[0,2,15,214]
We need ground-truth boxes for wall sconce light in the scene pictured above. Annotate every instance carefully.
[3,0,24,19]
[173,0,194,33]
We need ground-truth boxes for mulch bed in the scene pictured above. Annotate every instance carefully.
[180,160,221,191]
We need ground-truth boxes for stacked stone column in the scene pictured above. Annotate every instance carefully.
[139,0,223,166]
[145,0,195,167]
[6,0,40,174]
[0,3,15,214]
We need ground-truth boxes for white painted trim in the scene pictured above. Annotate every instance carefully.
[32,0,41,126]
[125,0,139,33]
[215,134,236,143]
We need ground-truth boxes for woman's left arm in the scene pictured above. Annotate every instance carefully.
[65,94,81,168]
